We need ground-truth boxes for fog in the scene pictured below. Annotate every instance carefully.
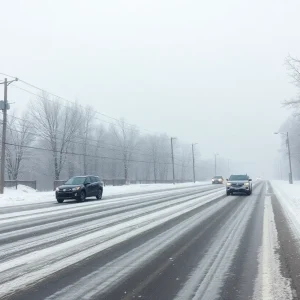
[1,0,300,180]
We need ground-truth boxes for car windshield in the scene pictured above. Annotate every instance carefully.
[64,177,86,185]
[229,175,249,181]
[213,176,223,179]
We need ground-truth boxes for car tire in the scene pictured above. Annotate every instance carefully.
[57,199,64,203]
[226,191,231,196]
[77,191,86,202]
[96,189,103,200]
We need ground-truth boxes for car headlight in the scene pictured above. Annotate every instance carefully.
[56,187,59,191]
[218,179,222,181]
[72,187,81,191]
[227,183,231,186]
[244,182,249,186]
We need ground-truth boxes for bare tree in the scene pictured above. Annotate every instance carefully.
[178,145,192,181]
[144,135,158,182]
[30,92,81,180]
[284,55,300,109]
[110,118,139,183]
[67,143,76,178]
[157,135,170,181]
[5,112,35,180]
[81,106,96,174]
[93,124,105,176]
[279,115,300,179]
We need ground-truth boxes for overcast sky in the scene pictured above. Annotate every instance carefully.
[1,0,300,178]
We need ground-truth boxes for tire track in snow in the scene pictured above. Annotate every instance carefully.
[174,186,261,300]
[0,187,223,262]
[0,185,221,233]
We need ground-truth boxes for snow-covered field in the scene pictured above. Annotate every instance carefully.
[0,182,210,207]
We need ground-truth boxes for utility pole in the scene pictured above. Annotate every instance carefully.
[192,143,197,183]
[0,79,8,194]
[171,137,176,184]
[0,77,17,194]
[286,132,293,184]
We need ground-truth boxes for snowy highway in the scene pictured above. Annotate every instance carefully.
[0,182,299,300]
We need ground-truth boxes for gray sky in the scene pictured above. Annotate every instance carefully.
[1,0,300,178]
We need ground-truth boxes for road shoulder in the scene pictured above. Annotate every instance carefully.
[268,183,299,300]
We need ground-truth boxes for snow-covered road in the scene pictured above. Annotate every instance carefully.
[0,181,297,300]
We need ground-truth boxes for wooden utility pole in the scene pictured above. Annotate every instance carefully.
[0,79,8,193]
[0,77,18,194]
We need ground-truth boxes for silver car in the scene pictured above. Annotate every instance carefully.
[226,174,252,196]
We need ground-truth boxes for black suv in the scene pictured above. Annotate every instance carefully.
[56,175,104,203]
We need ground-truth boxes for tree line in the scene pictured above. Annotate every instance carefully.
[279,55,300,180]
[3,92,230,190]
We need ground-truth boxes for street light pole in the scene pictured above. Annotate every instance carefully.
[274,132,293,184]
[192,143,197,183]
[171,137,176,184]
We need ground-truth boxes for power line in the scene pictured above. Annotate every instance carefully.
[2,73,200,152]
[1,72,189,161]
[4,142,184,166]
[6,125,170,160]
[0,73,16,79]
[11,85,121,128]
[3,74,158,134]
[11,85,182,152]
[5,114,184,162]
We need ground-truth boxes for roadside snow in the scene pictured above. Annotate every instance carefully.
[270,180,300,238]
[0,182,210,208]
[253,194,293,300]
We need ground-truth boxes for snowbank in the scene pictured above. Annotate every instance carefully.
[270,180,300,237]
[0,182,210,208]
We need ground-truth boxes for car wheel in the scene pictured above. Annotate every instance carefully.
[96,189,103,200]
[226,191,230,196]
[57,199,64,203]
[77,191,86,202]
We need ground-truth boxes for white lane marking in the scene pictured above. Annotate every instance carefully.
[253,196,293,300]
[174,192,257,300]
[0,190,226,297]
